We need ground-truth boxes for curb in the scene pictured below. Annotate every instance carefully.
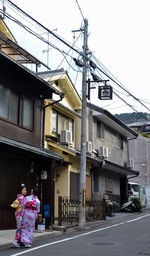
[0,230,62,248]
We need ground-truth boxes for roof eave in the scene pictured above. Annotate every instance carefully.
[0,136,63,161]
[87,102,138,138]
[0,51,63,98]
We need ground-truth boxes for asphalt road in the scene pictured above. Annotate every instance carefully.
[1,211,150,256]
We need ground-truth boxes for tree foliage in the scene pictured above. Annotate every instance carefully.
[115,112,150,124]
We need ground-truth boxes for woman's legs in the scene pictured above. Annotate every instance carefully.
[12,211,23,247]
[21,210,36,246]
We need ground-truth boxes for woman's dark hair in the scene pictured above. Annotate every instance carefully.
[19,184,27,194]
[33,187,39,196]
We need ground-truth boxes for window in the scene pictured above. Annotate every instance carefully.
[9,91,19,124]
[52,109,58,132]
[69,119,74,135]
[52,109,74,140]
[0,85,9,119]
[0,84,33,129]
[0,86,19,124]
[117,133,123,149]
[19,96,33,129]
[105,178,113,193]
[97,120,105,139]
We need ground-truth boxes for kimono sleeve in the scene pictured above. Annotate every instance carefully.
[37,199,40,213]
[10,199,19,208]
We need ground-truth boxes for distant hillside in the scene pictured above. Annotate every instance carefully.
[115,112,150,124]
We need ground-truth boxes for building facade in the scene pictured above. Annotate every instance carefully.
[0,49,63,229]
[87,103,139,209]
[128,135,150,206]
[38,69,92,219]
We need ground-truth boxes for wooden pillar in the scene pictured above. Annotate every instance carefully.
[50,160,56,226]
[58,196,62,226]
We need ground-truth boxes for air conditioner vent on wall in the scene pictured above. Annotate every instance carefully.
[60,130,72,144]
[127,158,134,168]
[86,141,92,154]
[99,146,108,158]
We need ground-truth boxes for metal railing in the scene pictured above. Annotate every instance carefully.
[58,196,106,226]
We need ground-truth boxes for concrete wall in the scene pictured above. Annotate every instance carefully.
[55,165,69,218]
[129,135,150,187]
[145,187,150,207]
[87,108,128,166]
[129,135,150,207]
[92,170,120,199]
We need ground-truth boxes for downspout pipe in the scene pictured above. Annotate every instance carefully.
[43,93,64,109]
[41,93,64,148]
[127,135,138,160]
[128,174,139,180]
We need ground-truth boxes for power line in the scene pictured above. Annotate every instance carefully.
[6,0,84,57]
[140,99,150,105]
[6,0,83,53]
[74,67,80,87]
[46,39,83,83]
[107,104,128,111]
[114,91,149,121]
[101,99,122,109]
[75,0,85,21]
[61,53,83,73]
[1,8,83,87]
[91,55,150,112]
[4,1,150,115]
[93,55,130,92]
[56,33,82,70]
[92,70,149,120]
[0,10,78,60]
[95,69,129,97]
[4,1,44,34]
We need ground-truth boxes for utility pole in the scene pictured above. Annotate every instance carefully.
[79,18,88,230]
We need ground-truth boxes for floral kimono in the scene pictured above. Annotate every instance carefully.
[11,194,25,246]
[21,195,40,247]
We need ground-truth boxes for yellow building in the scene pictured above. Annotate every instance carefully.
[0,18,17,58]
[0,18,16,41]
[38,69,92,218]
[0,18,49,72]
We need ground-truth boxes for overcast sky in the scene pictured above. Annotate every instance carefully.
[2,0,150,115]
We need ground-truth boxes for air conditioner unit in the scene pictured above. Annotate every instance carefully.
[60,130,72,145]
[127,158,134,168]
[99,146,108,158]
[86,141,92,154]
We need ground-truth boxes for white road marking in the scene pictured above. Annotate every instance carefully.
[9,213,150,256]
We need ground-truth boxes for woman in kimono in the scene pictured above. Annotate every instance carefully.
[12,184,27,248]
[21,187,40,248]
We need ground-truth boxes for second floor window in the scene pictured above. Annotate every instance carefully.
[19,96,33,129]
[117,133,123,149]
[97,120,105,139]
[52,109,74,140]
[52,109,57,132]
[0,84,33,129]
